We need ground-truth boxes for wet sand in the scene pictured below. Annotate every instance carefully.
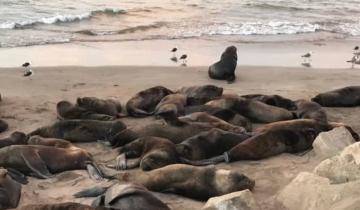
[1,65,360,209]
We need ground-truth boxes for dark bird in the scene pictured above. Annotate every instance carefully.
[354,46,359,51]
[22,62,33,77]
[171,47,178,58]
[301,51,312,63]
[180,54,187,66]
[22,62,30,67]
[347,55,360,68]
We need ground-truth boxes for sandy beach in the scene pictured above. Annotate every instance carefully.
[1,65,360,209]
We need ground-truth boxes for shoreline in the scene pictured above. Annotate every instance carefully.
[0,37,358,68]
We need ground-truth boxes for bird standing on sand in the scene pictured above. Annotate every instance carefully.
[347,55,360,69]
[180,54,188,66]
[22,62,33,77]
[301,51,312,63]
[170,47,178,63]
[354,46,360,58]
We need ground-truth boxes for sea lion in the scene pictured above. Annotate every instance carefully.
[0,119,8,133]
[57,101,115,121]
[0,168,22,209]
[126,86,174,117]
[0,131,28,148]
[184,105,252,130]
[0,145,102,179]
[17,203,107,210]
[154,93,187,125]
[175,85,223,105]
[97,164,255,201]
[206,95,293,123]
[241,94,296,110]
[176,128,252,160]
[29,119,126,143]
[77,97,122,117]
[110,120,248,147]
[293,99,327,123]
[208,46,237,83]
[28,135,74,148]
[74,183,171,210]
[108,136,178,171]
[311,86,360,107]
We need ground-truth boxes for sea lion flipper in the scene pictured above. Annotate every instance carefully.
[85,161,104,181]
[20,151,52,179]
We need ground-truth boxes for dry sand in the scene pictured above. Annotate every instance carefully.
[1,65,360,210]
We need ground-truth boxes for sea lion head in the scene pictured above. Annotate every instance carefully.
[106,120,127,140]
[140,151,178,171]
[269,95,297,110]
[175,144,193,159]
[214,169,255,193]
[10,131,28,144]
[311,95,322,105]
[221,46,237,61]
[0,120,8,133]
[0,168,21,209]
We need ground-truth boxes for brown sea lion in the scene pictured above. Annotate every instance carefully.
[74,183,171,210]
[206,95,293,123]
[17,203,107,210]
[0,131,27,148]
[126,86,174,117]
[293,99,327,123]
[175,85,223,105]
[208,46,237,83]
[77,97,122,117]
[176,128,252,161]
[0,168,22,209]
[29,120,126,143]
[241,94,297,110]
[102,164,255,201]
[154,94,187,125]
[57,101,115,121]
[0,119,8,133]
[28,135,74,148]
[108,136,178,171]
[311,86,360,107]
[0,145,103,179]
[184,105,252,130]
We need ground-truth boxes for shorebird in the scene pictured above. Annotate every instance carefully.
[301,51,312,63]
[22,62,33,77]
[171,47,178,57]
[180,54,187,66]
[347,55,360,68]
[353,46,360,58]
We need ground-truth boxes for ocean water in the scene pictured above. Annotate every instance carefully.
[0,0,359,48]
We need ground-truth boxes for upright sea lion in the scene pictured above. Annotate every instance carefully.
[0,131,28,148]
[208,46,237,83]
[97,164,255,201]
[241,94,296,110]
[77,97,122,117]
[57,101,115,121]
[17,203,107,210]
[126,86,174,117]
[176,128,252,160]
[0,145,102,179]
[29,120,126,143]
[206,95,293,123]
[293,99,327,123]
[108,136,178,171]
[74,183,171,210]
[0,119,8,133]
[175,85,223,105]
[184,105,252,130]
[154,93,187,125]
[311,86,360,107]
[0,168,22,209]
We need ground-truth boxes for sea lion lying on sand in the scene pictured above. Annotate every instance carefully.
[0,145,103,179]
[108,136,178,171]
[17,203,107,210]
[84,164,255,201]
[0,131,28,148]
[184,105,252,130]
[0,168,22,209]
[74,183,171,210]
[176,128,252,161]
[293,99,327,123]
[77,97,122,117]
[126,86,173,117]
[0,119,8,133]
[57,101,115,121]
[208,46,238,83]
[241,94,296,110]
[175,85,223,105]
[206,95,293,123]
[28,135,73,148]
[154,94,187,125]
[29,119,126,143]
[188,119,358,165]
[312,86,360,107]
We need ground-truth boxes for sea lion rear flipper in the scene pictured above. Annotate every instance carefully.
[20,151,52,179]
[85,161,104,181]
[74,186,110,198]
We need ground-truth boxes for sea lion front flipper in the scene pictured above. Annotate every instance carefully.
[85,161,104,181]
[20,150,52,179]
[7,168,28,184]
